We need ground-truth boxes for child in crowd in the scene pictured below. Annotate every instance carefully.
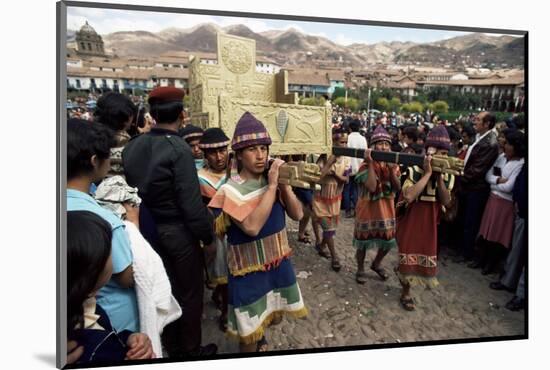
[67,210,154,364]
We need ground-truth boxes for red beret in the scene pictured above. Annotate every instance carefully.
[148,86,185,105]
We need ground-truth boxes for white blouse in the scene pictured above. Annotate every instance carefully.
[485,153,524,201]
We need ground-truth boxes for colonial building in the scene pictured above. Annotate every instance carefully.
[380,76,417,100]
[75,21,106,57]
[286,68,330,98]
[67,21,285,95]
[416,75,524,112]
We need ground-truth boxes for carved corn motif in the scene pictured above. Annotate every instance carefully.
[276,110,289,142]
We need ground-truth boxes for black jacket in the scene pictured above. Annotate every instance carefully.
[513,164,527,219]
[461,131,499,192]
[122,128,214,246]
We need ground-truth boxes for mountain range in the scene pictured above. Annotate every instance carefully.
[67,23,524,68]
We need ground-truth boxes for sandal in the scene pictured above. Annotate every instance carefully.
[331,259,341,272]
[400,296,415,311]
[370,264,389,281]
[355,271,368,284]
[256,336,268,352]
[297,235,312,244]
[315,244,331,259]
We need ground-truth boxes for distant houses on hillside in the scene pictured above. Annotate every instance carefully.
[66,21,525,112]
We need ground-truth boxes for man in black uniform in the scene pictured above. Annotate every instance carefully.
[122,86,217,357]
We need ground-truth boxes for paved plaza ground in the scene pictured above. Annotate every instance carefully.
[202,213,525,354]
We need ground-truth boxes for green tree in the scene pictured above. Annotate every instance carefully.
[432,100,449,114]
[333,97,358,110]
[401,101,424,114]
[465,93,482,110]
[300,96,327,106]
[414,89,429,104]
[389,97,401,113]
[375,97,390,112]
[333,97,346,109]
[332,87,347,99]
[347,98,359,111]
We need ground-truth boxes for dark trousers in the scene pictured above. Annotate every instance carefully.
[155,222,204,356]
[342,175,357,212]
[462,189,489,260]
[501,215,526,290]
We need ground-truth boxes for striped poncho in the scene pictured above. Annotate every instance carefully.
[208,176,307,343]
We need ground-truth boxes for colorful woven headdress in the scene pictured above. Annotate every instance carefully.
[425,124,451,151]
[370,125,392,145]
[231,112,272,150]
[229,112,272,183]
[199,128,230,149]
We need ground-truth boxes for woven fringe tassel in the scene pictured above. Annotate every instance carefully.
[226,306,309,345]
[397,272,439,289]
[230,253,292,277]
[209,277,228,286]
[352,238,397,251]
[214,212,231,238]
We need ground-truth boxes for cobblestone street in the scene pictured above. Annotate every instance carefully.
[202,214,525,353]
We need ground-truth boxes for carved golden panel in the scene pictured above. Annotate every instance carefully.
[219,97,332,155]
[188,32,331,154]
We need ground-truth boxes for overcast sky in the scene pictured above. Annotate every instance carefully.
[67,6,520,46]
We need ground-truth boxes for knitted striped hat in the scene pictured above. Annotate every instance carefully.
[370,125,392,145]
[231,112,272,150]
[178,124,203,142]
[199,128,230,149]
[425,124,451,151]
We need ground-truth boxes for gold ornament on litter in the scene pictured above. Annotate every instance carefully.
[221,41,252,75]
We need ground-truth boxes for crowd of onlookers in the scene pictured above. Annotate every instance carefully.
[64,91,527,366]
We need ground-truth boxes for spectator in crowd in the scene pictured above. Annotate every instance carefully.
[459,112,499,265]
[457,124,476,160]
[417,132,426,146]
[476,130,525,275]
[66,119,140,336]
[128,104,154,137]
[446,126,461,157]
[402,126,419,148]
[513,114,525,133]
[506,267,526,311]
[94,92,138,178]
[490,155,527,293]
[67,210,154,364]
